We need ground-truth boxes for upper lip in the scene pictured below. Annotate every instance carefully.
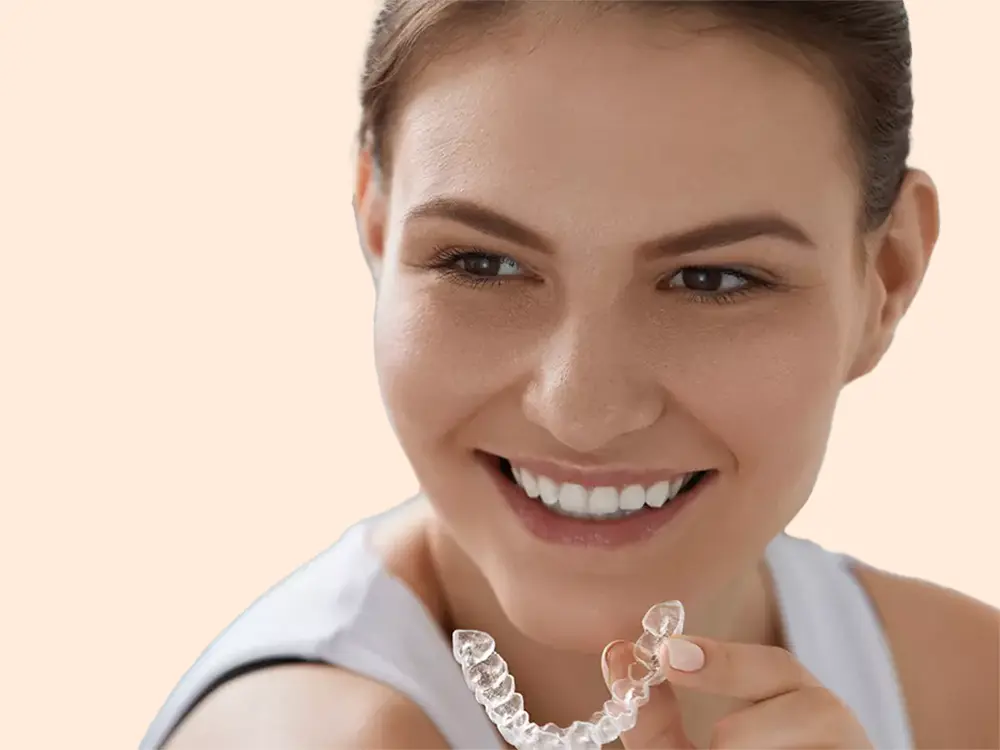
[497,454,702,489]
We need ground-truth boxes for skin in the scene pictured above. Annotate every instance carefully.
[373,8,867,655]
[165,6,999,750]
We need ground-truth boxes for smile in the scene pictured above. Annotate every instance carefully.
[481,452,716,547]
[499,458,708,520]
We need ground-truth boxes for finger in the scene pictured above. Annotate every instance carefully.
[603,639,695,750]
[705,687,871,749]
[658,636,821,702]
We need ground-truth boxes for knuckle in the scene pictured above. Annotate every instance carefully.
[769,644,799,670]
[766,644,814,685]
[716,642,737,677]
[802,687,867,747]
[804,685,847,714]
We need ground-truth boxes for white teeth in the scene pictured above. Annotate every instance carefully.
[589,486,619,515]
[518,468,540,498]
[509,465,700,518]
[670,475,687,497]
[558,483,588,513]
[536,475,559,506]
[619,484,646,511]
[645,481,672,509]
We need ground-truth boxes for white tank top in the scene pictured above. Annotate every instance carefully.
[140,504,914,749]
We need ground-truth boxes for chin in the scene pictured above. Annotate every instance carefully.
[420,458,793,648]
[483,559,704,654]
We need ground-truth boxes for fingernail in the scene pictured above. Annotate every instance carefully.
[662,637,705,672]
[601,639,627,685]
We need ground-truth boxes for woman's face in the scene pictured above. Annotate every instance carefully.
[360,10,893,649]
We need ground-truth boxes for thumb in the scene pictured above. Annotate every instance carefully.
[602,640,694,750]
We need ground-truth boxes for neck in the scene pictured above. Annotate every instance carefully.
[425,509,785,734]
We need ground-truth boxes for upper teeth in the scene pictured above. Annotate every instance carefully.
[512,467,694,518]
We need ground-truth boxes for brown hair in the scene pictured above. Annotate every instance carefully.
[358,0,913,232]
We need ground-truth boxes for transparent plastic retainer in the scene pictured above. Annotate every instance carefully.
[452,600,685,750]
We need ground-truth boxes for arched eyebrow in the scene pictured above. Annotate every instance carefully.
[402,196,816,256]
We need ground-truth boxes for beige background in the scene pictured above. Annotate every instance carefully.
[1,1,997,747]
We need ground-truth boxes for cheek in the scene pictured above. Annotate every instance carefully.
[372,277,540,446]
[376,269,856,474]
[373,285,445,441]
[670,292,852,483]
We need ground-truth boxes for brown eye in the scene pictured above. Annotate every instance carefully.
[455,253,522,278]
[667,267,748,294]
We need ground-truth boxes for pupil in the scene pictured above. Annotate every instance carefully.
[682,268,722,291]
[466,254,499,276]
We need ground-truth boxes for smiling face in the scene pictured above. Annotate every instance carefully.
[355,7,914,650]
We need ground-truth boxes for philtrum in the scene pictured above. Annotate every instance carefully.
[452,600,686,750]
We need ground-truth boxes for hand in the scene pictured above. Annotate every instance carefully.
[601,636,873,749]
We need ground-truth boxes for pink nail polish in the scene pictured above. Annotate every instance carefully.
[664,638,705,672]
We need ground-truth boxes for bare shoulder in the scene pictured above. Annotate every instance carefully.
[852,562,999,749]
[164,663,449,749]
[166,503,451,749]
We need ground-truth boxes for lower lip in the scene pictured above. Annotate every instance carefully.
[481,455,713,548]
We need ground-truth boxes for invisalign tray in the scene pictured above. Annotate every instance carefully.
[452,600,685,749]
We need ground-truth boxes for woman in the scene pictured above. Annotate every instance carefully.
[142,1,998,748]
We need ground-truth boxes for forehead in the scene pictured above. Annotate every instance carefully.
[389,10,858,242]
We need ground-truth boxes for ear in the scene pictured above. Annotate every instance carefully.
[847,169,940,382]
[353,143,390,283]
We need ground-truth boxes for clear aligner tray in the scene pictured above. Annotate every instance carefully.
[452,600,685,750]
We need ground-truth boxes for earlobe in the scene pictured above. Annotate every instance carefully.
[847,169,940,383]
[353,145,389,280]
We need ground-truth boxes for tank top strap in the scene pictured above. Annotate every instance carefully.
[764,532,914,749]
[141,516,500,749]
[319,519,501,748]
[144,520,914,750]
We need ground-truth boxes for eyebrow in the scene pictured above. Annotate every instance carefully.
[402,197,815,256]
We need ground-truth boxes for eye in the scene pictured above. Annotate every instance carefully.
[424,247,533,290]
[453,252,523,278]
[666,267,751,294]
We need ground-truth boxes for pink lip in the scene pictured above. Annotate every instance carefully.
[478,453,713,548]
[504,456,694,489]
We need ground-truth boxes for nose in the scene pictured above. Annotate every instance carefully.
[522,314,666,454]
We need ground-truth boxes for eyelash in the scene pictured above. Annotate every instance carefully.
[425,246,777,304]
[427,247,529,289]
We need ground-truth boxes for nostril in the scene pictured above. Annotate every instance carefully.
[522,380,666,456]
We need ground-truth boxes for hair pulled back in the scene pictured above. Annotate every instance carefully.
[359,0,913,231]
